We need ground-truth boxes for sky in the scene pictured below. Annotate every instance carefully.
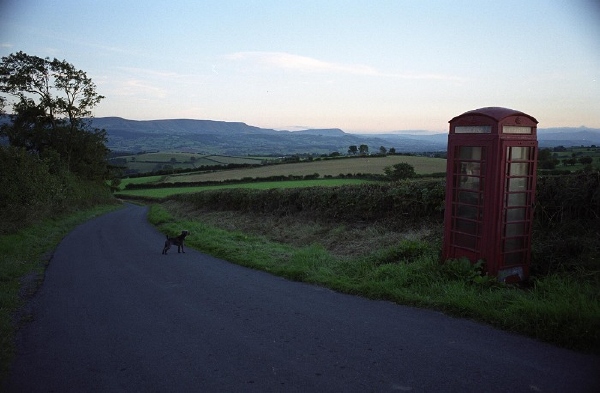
[1,0,599,133]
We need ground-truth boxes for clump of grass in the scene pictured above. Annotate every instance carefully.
[150,203,600,353]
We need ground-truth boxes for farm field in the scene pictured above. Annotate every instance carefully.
[550,146,600,170]
[163,155,447,184]
[110,153,269,174]
[116,178,380,198]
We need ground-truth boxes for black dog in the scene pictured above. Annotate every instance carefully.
[162,230,189,254]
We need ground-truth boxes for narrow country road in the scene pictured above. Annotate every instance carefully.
[5,204,600,392]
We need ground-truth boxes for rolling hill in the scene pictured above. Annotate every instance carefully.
[3,115,600,155]
[91,117,449,155]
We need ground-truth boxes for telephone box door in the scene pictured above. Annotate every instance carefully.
[444,140,493,263]
[496,142,538,280]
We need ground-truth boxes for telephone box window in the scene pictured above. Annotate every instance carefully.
[508,162,530,176]
[503,126,532,134]
[509,146,531,160]
[506,192,528,207]
[458,146,483,160]
[506,222,527,237]
[455,126,492,134]
[506,207,526,221]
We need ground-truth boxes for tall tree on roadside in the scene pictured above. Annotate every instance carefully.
[0,51,108,180]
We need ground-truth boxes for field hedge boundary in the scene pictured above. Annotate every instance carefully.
[161,172,600,275]
[166,180,446,223]
[161,172,600,224]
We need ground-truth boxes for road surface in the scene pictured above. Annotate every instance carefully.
[5,204,600,392]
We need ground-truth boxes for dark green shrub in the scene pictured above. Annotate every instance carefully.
[0,146,114,234]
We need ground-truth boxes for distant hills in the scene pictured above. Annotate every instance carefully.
[5,115,600,155]
[91,117,450,155]
[91,117,600,155]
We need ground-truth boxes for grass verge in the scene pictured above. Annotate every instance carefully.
[149,203,600,354]
[0,203,123,385]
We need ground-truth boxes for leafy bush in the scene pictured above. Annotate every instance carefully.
[167,179,446,224]
[0,146,114,234]
[532,172,600,275]
[535,172,600,223]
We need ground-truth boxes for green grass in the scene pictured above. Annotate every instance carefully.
[112,153,271,173]
[168,155,446,183]
[119,175,163,189]
[116,178,381,198]
[0,203,123,384]
[149,203,600,353]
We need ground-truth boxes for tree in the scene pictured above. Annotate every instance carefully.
[579,156,593,165]
[359,144,369,155]
[538,148,558,170]
[348,145,358,155]
[0,51,107,180]
[379,146,387,155]
[384,162,416,180]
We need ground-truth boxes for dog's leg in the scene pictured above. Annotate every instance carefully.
[162,236,171,255]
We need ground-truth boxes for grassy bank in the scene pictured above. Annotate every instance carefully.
[149,202,600,353]
[0,203,123,384]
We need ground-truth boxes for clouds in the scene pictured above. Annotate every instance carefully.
[1,1,598,130]
[225,51,377,75]
[224,51,464,82]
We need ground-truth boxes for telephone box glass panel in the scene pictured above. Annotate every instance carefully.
[450,146,486,251]
[503,126,532,134]
[455,126,492,134]
[501,145,535,267]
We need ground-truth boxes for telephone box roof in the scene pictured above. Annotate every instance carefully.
[450,107,538,124]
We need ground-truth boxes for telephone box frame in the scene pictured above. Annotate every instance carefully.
[442,107,538,282]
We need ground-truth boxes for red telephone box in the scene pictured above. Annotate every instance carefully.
[442,107,538,282]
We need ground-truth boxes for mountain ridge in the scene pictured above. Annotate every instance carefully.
[85,117,600,155]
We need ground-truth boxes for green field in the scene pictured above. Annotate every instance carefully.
[116,155,447,198]
[116,178,380,198]
[111,153,270,173]
[119,175,163,189]
[165,155,447,183]
[549,146,600,170]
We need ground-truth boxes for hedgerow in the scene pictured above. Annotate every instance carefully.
[0,146,114,234]
[167,180,446,223]
[164,171,600,276]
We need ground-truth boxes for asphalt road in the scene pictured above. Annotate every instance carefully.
[5,204,600,392]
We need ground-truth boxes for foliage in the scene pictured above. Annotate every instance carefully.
[535,172,600,224]
[538,148,559,169]
[117,179,379,199]
[384,162,417,180]
[0,51,108,181]
[167,180,446,224]
[0,146,115,234]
